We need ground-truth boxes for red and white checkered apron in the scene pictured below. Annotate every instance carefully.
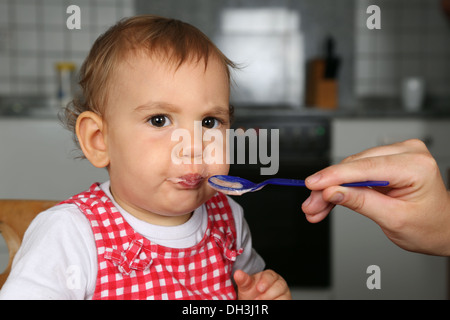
[61,183,243,300]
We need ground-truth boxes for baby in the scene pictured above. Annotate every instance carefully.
[0,15,290,300]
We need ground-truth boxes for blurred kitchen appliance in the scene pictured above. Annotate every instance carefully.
[228,114,331,289]
[215,8,304,108]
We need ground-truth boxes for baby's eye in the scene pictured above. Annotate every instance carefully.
[202,117,221,129]
[148,115,171,127]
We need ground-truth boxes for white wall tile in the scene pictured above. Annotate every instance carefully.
[16,29,39,51]
[399,58,423,79]
[354,79,375,96]
[15,78,39,94]
[424,59,448,80]
[1,0,135,99]
[374,34,397,55]
[356,33,376,54]
[16,56,38,78]
[15,2,37,26]
[0,2,9,26]
[398,33,424,55]
[42,2,66,27]
[354,0,449,100]
[424,33,450,55]
[43,29,66,52]
[375,58,396,80]
[97,5,118,29]
[355,58,374,80]
[375,78,397,96]
[0,79,11,95]
[68,29,93,53]
[0,54,11,78]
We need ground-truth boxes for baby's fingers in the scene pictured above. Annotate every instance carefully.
[255,270,291,300]
[234,270,254,293]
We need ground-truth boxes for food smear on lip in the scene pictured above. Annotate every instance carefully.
[166,177,184,183]
[166,174,205,187]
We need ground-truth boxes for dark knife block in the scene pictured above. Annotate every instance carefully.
[306,59,338,109]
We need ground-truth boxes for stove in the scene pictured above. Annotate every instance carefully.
[227,113,331,289]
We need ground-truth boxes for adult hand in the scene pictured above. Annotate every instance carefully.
[302,139,450,256]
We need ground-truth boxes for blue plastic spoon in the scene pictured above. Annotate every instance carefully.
[208,175,389,196]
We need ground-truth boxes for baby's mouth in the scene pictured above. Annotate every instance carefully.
[167,174,205,188]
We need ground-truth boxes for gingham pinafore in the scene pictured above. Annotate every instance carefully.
[61,183,243,300]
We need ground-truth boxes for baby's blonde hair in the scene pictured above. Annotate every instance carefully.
[62,15,236,151]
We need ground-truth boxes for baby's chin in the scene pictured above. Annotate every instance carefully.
[163,192,215,215]
[163,198,209,216]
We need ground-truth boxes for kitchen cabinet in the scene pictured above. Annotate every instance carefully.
[331,118,450,299]
[0,118,108,200]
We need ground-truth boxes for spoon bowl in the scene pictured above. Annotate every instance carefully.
[208,175,389,196]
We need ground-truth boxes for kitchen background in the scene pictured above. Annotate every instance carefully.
[0,0,450,299]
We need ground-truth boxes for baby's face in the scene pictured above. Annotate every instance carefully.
[103,53,231,225]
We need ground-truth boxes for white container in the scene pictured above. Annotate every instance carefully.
[401,77,425,112]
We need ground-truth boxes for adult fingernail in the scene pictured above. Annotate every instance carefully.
[306,173,322,185]
[329,192,344,204]
[303,195,312,208]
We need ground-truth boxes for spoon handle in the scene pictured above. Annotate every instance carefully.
[263,178,306,187]
[341,181,389,187]
[263,178,389,188]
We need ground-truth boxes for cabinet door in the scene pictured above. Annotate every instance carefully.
[331,119,427,159]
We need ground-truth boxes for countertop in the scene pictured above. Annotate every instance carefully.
[232,105,450,120]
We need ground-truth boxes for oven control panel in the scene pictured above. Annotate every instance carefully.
[231,115,330,164]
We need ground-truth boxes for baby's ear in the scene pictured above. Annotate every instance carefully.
[76,111,110,168]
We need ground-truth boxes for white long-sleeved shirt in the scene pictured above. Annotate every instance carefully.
[0,181,264,299]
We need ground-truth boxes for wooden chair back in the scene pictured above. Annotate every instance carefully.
[0,199,58,289]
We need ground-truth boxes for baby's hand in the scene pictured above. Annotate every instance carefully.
[234,269,291,300]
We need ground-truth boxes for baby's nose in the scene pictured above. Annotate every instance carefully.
[171,129,204,165]
[181,142,203,163]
